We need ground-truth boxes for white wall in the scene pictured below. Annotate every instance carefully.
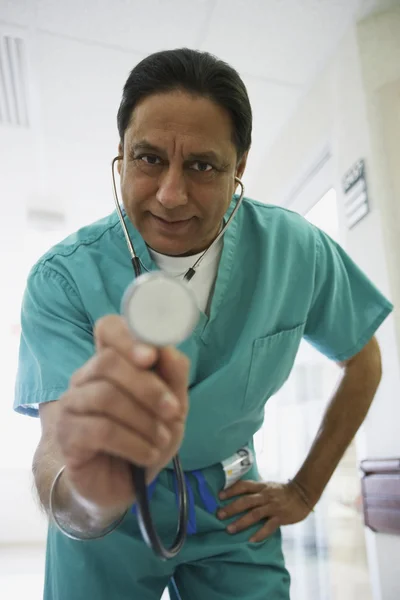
[252,6,400,600]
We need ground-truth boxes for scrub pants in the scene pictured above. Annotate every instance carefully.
[44,463,290,599]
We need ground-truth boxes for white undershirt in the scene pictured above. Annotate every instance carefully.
[148,237,223,315]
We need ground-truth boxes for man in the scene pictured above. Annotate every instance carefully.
[15,48,392,599]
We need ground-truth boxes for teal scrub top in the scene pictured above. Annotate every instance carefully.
[15,196,393,471]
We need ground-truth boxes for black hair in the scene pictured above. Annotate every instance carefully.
[117,48,252,160]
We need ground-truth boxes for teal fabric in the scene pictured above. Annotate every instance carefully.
[14,197,393,599]
[43,462,290,599]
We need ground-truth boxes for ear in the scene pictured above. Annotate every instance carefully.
[117,142,123,175]
[236,151,248,181]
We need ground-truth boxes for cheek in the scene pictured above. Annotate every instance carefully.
[121,169,154,207]
[198,176,233,210]
[211,182,235,218]
[199,196,231,236]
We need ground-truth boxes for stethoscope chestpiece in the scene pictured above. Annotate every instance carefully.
[121,272,199,347]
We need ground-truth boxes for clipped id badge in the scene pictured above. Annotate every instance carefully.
[221,446,254,490]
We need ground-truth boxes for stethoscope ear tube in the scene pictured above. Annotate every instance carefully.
[131,456,188,560]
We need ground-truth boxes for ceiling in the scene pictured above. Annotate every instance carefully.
[0,0,377,226]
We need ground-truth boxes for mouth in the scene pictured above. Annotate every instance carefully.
[152,215,192,224]
[150,214,194,233]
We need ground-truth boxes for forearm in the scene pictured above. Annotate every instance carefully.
[293,339,382,505]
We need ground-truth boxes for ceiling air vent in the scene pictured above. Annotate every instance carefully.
[0,34,29,127]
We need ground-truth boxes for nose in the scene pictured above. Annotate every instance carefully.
[156,166,188,210]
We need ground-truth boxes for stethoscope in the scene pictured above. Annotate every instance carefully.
[111,156,245,560]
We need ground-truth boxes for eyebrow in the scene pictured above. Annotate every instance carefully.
[129,140,224,165]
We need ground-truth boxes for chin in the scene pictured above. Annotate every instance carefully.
[145,227,203,257]
[149,237,194,256]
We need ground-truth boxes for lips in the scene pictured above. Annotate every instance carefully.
[152,215,192,224]
[149,213,194,235]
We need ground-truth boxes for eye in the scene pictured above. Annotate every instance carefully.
[191,161,213,172]
[138,155,162,165]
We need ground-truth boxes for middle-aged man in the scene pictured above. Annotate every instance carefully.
[15,48,393,599]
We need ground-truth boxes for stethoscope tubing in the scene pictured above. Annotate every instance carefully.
[111,155,244,560]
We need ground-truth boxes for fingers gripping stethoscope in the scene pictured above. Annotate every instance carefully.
[111,156,245,560]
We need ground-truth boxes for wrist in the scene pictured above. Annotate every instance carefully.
[51,466,128,536]
[291,462,326,507]
[288,477,316,512]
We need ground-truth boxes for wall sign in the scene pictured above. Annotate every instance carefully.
[342,159,370,229]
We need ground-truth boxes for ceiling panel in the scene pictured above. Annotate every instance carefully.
[35,30,139,144]
[0,0,34,27]
[202,0,361,84]
[35,0,215,53]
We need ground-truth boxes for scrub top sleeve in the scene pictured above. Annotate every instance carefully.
[14,263,95,417]
[303,227,393,362]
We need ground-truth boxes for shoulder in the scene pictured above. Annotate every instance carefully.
[29,211,122,281]
[243,196,312,227]
[34,211,121,269]
[241,196,317,248]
